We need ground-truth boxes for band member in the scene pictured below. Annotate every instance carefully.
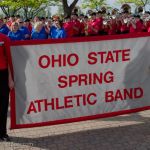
[0,33,11,141]
[87,12,99,36]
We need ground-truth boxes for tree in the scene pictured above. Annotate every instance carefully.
[19,0,49,19]
[0,0,49,18]
[46,0,80,16]
[61,0,79,16]
[117,0,150,7]
[55,0,107,16]
[0,0,22,17]
[81,0,107,11]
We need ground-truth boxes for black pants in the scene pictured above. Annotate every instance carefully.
[0,69,9,136]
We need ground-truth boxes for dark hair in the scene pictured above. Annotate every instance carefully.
[71,13,78,17]
[16,15,20,18]
[73,8,78,14]
[138,6,143,13]
[145,11,150,14]
[4,16,8,19]
[97,11,102,14]
[56,20,63,28]
[24,19,30,22]
[10,15,15,18]
[91,12,96,16]
[84,16,88,19]
[40,17,45,20]
[101,7,106,14]
[80,14,84,17]
[133,14,140,18]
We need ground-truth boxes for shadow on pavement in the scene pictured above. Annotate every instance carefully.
[10,120,150,150]
[98,112,150,122]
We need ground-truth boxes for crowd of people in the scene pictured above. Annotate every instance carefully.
[0,4,150,41]
[1,3,150,142]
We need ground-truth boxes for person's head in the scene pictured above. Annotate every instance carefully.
[33,16,40,23]
[45,19,52,27]
[34,21,43,32]
[3,17,8,23]
[134,14,141,22]
[79,14,84,20]
[11,22,19,32]
[73,7,78,14]
[96,11,102,18]
[16,18,24,27]
[71,13,78,20]
[40,17,45,24]
[54,20,63,28]
[90,12,96,20]
[9,15,15,22]
[121,4,131,14]
[137,6,143,13]
[52,15,60,22]
[24,19,30,27]
[64,16,71,22]
[145,11,150,15]
[84,16,89,22]
[15,15,21,20]
[112,8,119,15]
[101,7,107,14]
[87,10,93,16]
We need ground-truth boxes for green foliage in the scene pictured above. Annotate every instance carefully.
[0,0,19,9]
[0,0,48,8]
[81,0,107,10]
[0,0,51,17]
[116,0,150,6]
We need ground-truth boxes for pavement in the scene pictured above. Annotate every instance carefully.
[0,110,150,150]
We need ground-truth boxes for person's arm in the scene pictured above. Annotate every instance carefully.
[3,35,14,89]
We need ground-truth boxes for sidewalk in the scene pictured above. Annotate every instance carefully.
[0,110,150,150]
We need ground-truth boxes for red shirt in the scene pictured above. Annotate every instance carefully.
[72,20,81,36]
[87,19,99,35]
[120,24,129,33]
[146,21,150,32]
[0,33,10,69]
[103,25,109,34]
[96,17,103,31]
[80,21,85,35]
[129,24,136,33]
[108,20,117,35]
[63,21,74,37]
[28,23,32,33]
[136,20,143,32]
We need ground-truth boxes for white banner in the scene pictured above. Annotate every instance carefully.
[10,35,150,129]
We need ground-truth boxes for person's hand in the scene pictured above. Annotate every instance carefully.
[8,68,14,90]
[25,34,30,39]
[9,77,14,90]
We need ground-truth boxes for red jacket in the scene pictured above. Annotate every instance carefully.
[0,33,10,69]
